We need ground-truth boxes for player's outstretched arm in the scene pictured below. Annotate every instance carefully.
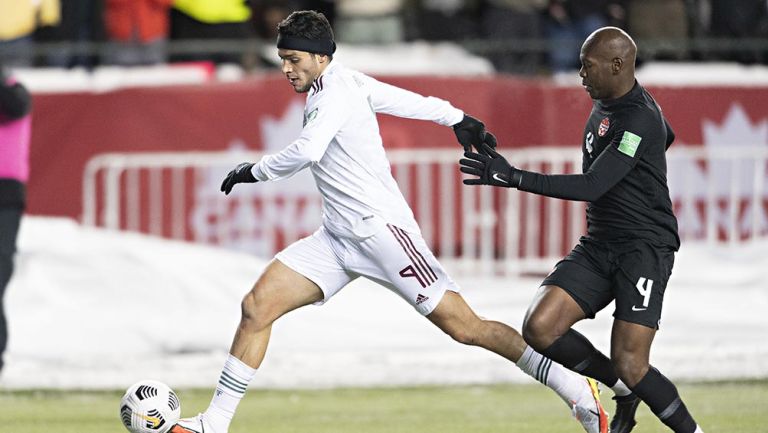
[459,141,522,188]
[462,137,635,201]
[220,162,258,195]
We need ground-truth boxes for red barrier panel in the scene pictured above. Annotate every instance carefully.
[28,73,768,221]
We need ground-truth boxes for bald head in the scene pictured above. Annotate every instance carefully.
[583,27,636,70]
[579,27,638,100]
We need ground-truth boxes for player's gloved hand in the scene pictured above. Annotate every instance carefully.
[220,162,258,195]
[453,114,488,151]
[459,141,522,188]
[479,131,497,152]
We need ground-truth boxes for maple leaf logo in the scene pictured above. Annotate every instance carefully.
[191,99,322,254]
[669,103,768,240]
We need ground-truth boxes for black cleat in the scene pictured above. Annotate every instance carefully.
[610,394,640,433]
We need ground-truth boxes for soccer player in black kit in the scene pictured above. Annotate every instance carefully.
[459,27,704,433]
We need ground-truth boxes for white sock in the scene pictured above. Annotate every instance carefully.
[204,354,257,433]
[611,379,632,397]
[694,425,704,433]
[516,346,592,408]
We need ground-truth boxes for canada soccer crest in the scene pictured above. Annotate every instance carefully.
[598,117,610,136]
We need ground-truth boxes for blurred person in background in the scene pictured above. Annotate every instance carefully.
[460,27,704,433]
[708,0,768,64]
[169,0,253,64]
[34,0,105,68]
[545,0,624,73]
[334,0,405,44]
[0,62,32,375]
[479,0,548,75]
[412,0,478,42]
[171,10,610,433]
[307,0,337,27]
[625,0,689,61]
[250,1,303,42]
[0,0,60,67]
[103,0,174,66]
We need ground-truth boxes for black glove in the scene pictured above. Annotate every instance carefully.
[481,131,497,151]
[453,114,488,151]
[459,141,522,188]
[220,162,258,195]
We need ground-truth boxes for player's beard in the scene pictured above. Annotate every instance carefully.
[296,80,313,93]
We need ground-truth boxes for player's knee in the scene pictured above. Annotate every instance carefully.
[611,352,649,387]
[521,315,551,351]
[239,286,271,331]
[239,291,259,324]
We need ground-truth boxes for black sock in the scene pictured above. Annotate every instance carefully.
[631,367,697,433]
[540,329,620,387]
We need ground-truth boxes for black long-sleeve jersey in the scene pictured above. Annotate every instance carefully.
[517,81,680,250]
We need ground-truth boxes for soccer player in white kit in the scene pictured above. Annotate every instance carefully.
[172,10,608,433]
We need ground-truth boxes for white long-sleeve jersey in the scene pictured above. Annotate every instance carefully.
[252,61,464,239]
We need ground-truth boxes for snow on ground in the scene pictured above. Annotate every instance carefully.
[1,217,766,390]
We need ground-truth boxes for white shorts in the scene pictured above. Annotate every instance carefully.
[275,223,459,315]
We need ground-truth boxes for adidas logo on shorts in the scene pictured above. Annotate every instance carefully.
[416,294,429,304]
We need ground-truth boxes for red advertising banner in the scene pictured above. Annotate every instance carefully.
[28,74,768,227]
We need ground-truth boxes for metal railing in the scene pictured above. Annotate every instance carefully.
[82,146,768,275]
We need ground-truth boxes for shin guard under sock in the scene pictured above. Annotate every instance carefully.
[540,329,620,387]
[631,367,697,433]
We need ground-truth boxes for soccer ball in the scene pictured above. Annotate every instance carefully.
[120,380,181,433]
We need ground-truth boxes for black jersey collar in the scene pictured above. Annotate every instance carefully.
[597,80,643,109]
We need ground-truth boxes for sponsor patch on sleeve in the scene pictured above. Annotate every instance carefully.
[618,131,642,157]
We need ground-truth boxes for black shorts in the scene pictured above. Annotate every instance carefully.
[541,236,675,329]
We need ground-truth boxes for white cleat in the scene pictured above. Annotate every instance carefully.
[571,377,609,433]
[169,413,219,433]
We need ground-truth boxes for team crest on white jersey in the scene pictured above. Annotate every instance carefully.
[303,108,318,126]
[598,117,610,136]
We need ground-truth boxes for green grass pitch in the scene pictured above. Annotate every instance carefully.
[1,381,766,433]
